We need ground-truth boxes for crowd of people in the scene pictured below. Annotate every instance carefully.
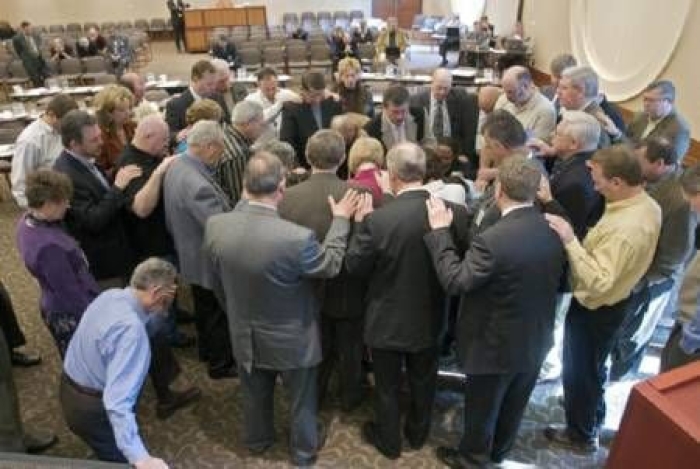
[0,14,698,469]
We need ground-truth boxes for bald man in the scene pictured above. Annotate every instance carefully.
[494,66,556,141]
[410,68,479,166]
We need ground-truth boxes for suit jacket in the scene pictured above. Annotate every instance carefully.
[203,202,351,371]
[425,206,566,374]
[364,107,435,151]
[163,154,232,288]
[164,88,231,135]
[278,173,364,319]
[345,190,469,351]
[410,87,479,157]
[626,110,691,163]
[53,151,133,281]
[279,99,343,169]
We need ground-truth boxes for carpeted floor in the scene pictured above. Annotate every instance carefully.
[0,40,665,468]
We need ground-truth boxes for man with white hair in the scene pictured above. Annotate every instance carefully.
[556,66,611,148]
[164,120,236,380]
[495,66,556,141]
[210,58,249,115]
[217,100,265,205]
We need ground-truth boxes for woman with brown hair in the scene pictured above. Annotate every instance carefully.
[333,57,374,117]
[93,84,136,178]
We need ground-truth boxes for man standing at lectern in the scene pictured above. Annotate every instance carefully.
[167,0,188,53]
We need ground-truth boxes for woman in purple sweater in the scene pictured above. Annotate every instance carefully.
[16,170,100,358]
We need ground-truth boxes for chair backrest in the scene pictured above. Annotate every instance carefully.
[239,48,261,65]
[101,22,116,32]
[332,11,348,20]
[66,23,82,33]
[358,42,375,60]
[309,44,330,60]
[118,21,133,30]
[282,13,299,24]
[49,24,65,33]
[134,19,149,31]
[144,89,169,102]
[300,12,316,21]
[92,73,117,85]
[83,22,99,32]
[83,56,107,73]
[0,60,9,78]
[317,11,332,20]
[285,43,309,62]
[59,57,83,75]
[0,127,23,144]
[8,60,28,78]
[349,10,364,20]
[262,47,284,64]
[150,19,166,31]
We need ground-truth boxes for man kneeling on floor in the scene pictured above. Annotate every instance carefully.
[60,258,199,468]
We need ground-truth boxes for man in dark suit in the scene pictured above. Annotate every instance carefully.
[203,152,360,466]
[365,85,435,152]
[278,130,367,411]
[427,156,566,467]
[166,0,187,53]
[410,68,479,166]
[279,71,343,169]
[623,80,690,163]
[163,120,236,379]
[164,60,231,140]
[12,21,46,87]
[345,142,469,460]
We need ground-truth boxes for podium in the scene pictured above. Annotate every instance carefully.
[183,6,267,52]
[606,361,700,468]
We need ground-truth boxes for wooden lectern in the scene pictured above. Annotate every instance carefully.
[183,3,267,52]
[606,360,700,468]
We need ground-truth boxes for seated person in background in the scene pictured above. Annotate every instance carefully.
[438,14,461,67]
[351,20,374,44]
[347,136,385,206]
[376,17,409,66]
[330,27,354,69]
[49,37,74,62]
[210,34,240,70]
[333,57,374,117]
[106,30,134,77]
[76,27,108,58]
[497,22,531,71]
[291,26,308,41]
[175,98,224,154]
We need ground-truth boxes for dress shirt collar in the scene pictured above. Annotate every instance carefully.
[501,202,533,217]
[604,190,648,213]
[66,149,97,166]
[247,200,278,211]
[36,116,57,134]
[182,152,215,175]
[397,186,429,196]
[189,86,203,101]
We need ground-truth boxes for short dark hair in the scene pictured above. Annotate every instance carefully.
[436,136,461,157]
[550,53,577,77]
[243,152,285,196]
[20,21,30,29]
[642,137,675,166]
[646,80,675,102]
[482,110,527,149]
[301,71,326,91]
[60,110,98,148]
[305,130,346,170]
[191,60,216,81]
[423,145,449,181]
[382,85,410,107]
[497,155,541,202]
[591,144,644,186]
[680,164,700,196]
[257,67,278,81]
[46,94,78,119]
[25,169,73,209]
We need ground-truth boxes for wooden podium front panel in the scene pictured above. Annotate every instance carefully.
[203,8,247,27]
[247,7,267,26]
[183,7,268,52]
[184,10,204,27]
[606,361,700,469]
[185,31,209,52]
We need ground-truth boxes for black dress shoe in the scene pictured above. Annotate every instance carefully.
[11,351,41,367]
[208,365,238,380]
[24,429,58,453]
[543,425,599,453]
[435,446,480,468]
[156,386,202,420]
[361,421,399,460]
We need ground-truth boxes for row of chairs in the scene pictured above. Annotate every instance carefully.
[282,10,365,25]
[33,19,172,36]
[0,57,119,89]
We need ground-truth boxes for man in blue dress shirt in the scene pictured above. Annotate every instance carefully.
[61,258,195,468]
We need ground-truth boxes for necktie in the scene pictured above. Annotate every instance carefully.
[88,163,110,189]
[434,100,445,137]
[28,35,38,55]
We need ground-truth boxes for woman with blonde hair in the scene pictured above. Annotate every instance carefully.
[334,57,374,117]
[174,98,224,154]
[93,84,135,177]
[348,136,385,205]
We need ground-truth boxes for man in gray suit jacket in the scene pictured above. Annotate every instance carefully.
[622,80,690,163]
[163,120,236,379]
[203,152,362,466]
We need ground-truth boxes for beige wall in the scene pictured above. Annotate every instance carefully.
[523,0,698,138]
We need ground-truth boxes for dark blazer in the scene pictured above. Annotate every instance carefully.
[279,98,343,168]
[626,110,691,163]
[278,173,364,319]
[364,107,434,152]
[164,88,231,135]
[53,151,133,281]
[345,190,469,351]
[550,150,603,240]
[203,202,350,371]
[410,87,479,157]
[425,206,566,374]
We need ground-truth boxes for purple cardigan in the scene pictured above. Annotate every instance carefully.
[16,213,100,316]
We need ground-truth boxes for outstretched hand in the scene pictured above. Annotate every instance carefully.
[426,196,453,230]
[329,189,361,219]
[545,213,575,243]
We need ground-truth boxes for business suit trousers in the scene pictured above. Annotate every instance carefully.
[239,365,318,465]
[59,374,127,462]
[562,295,639,441]
[459,369,540,464]
[370,347,438,457]
[0,328,24,452]
[190,284,233,372]
[318,314,365,411]
[0,280,26,350]
[148,325,180,401]
[660,322,700,372]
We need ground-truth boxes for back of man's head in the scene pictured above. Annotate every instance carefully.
[642,137,675,166]
[232,100,263,126]
[496,155,541,203]
[187,119,223,149]
[591,144,644,187]
[191,59,215,81]
[306,129,346,170]
[46,94,78,120]
[387,142,426,183]
[243,152,285,197]
[482,110,527,150]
